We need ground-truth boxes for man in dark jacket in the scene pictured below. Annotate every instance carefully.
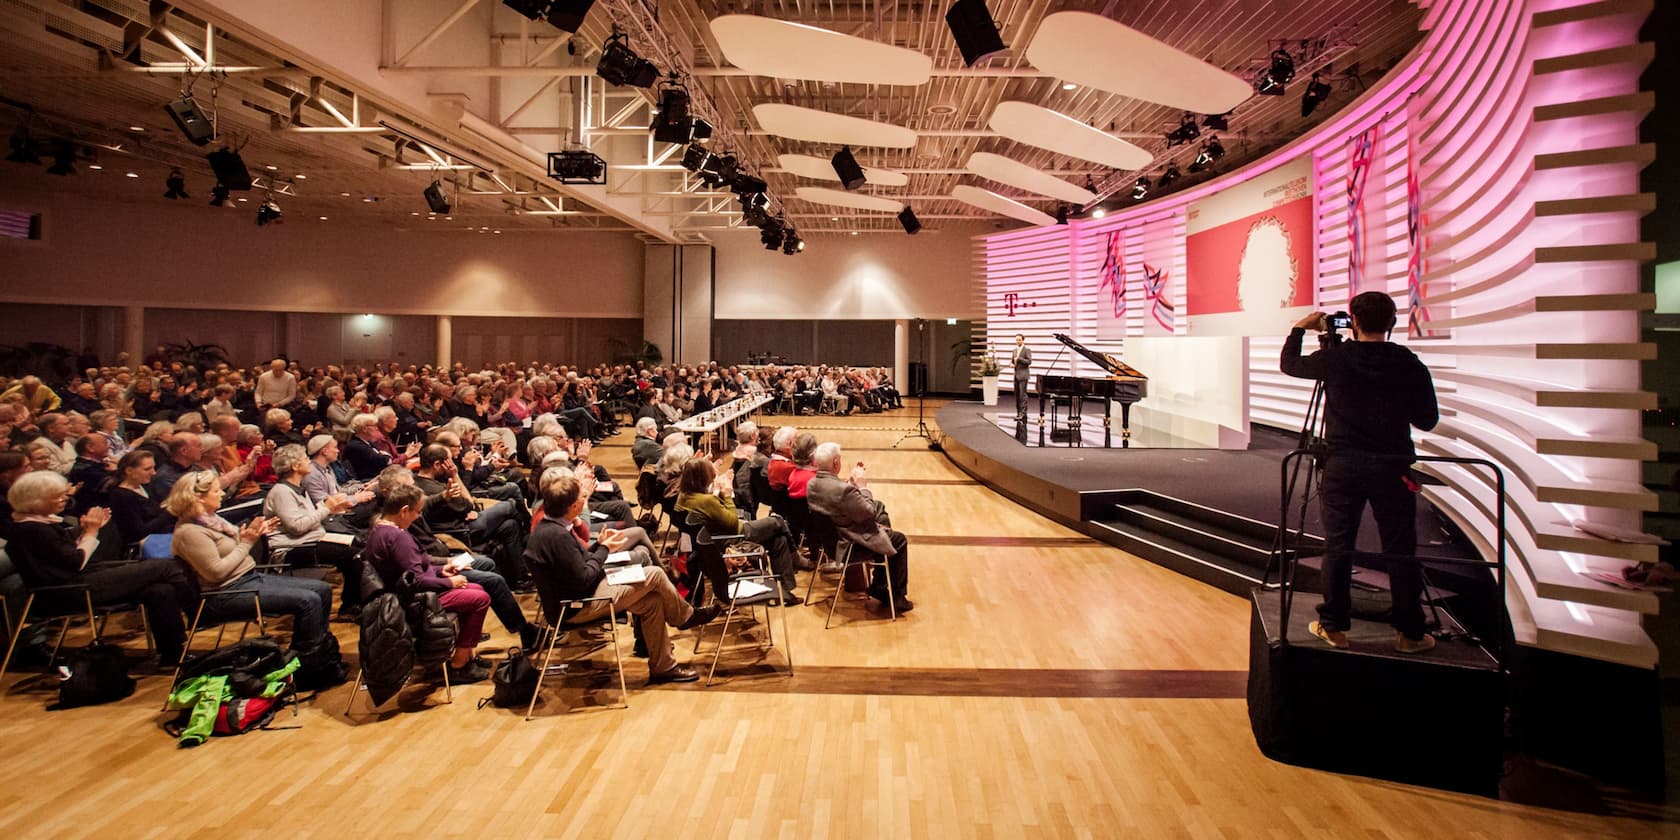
[1281,291,1439,654]
[805,441,911,613]
[67,432,114,515]
[525,472,716,685]
[414,445,527,584]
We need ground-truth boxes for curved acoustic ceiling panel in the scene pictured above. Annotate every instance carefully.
[753,104,918,148]
[988,101,1152,171]
[1026,13,1253,115]
[710,15,933,86]
[778,154,910,187]
[966,152,1095,204]
[795,186,906,213]
[951,185,1055,226]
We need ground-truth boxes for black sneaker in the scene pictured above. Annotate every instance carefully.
[779,591,803,607]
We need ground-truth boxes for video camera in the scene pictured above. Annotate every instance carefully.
[1325,311,1353,333]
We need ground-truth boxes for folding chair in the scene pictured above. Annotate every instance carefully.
[161,561,282,709]
[824,533,898,628]
[689,518,792,687]
[0,580,151,697]
[523,558,626,718]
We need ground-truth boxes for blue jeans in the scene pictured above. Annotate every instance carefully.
[203,570,334,651]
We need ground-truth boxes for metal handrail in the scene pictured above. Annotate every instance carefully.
[1276,448,1509,674]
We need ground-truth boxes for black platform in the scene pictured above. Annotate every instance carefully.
[1247,589,1504,795]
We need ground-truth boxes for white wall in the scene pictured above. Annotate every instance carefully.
[712,225,989,320]
[0,178,644,318]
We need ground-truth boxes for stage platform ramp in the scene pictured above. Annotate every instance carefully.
[1247,588,1504,796]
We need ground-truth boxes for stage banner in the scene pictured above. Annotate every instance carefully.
[1185,157,1315,336]
[1095,227,1129,340]
[1346,124,1384,297]
[1138,214,1178,336]
[1404,105,1437,338]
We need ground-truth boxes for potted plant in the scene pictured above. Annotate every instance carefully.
[979,350,1001,406]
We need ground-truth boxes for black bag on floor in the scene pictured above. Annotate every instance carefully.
[177,637,291,697]
[292,632,349,691]
[50,643,135,709]
[479,647,539,709]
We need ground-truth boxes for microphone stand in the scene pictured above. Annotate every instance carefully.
[895,319,937,449]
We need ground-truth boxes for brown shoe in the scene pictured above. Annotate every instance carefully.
[1308,621,1349,649]
[647,665,700,685]
[1394,633,1437,654]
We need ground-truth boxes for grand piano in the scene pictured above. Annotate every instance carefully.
[1036,333,1148,448]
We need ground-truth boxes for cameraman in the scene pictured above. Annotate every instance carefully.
[1280,291,1439,654]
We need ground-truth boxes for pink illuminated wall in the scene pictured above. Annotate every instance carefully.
[978,0,1657,667]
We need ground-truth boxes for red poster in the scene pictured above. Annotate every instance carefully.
[1185,195,1315,315]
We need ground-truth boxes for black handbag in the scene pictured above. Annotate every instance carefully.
[50,643,136,709]
[479,647,539,709]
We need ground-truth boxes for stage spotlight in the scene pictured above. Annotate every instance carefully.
[6,123,40,164]
[547,150,607,184]
[1202,112,1230,132]
[708,153,739,187]
[424,180,452,214]
[1164,112,1200,147]
[681,143,711,172]
[781,227,803,254]
[945,0,1007,67]
[1055,204,1069,225]
[1091,206,1107,219]
[164,168,189,199]
[502,0,551,20]
[256,200,283,226]
[164,94,214,146]
[831,145,866,190]
[1300,73,1332,117]
[1255,48,1296,95]
[209,183,230,206]
[742,202,771,228]
[1189,136,1225,173]
[731,172,767,196]
[45,142,76,175]
[651,83,693,144]
[689,118,714,142]
[207,147,253,190]
[898,205,922,235]
[1132,176,1150,200]
[596,33,660,88]
[760,217,785,250]
[545,0,596,32]
[1158,163,1181,189]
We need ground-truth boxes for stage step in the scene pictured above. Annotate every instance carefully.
[1088,491,1323,596]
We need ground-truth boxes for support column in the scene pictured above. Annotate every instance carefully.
[122,306,145,367]
[436,315,453,369]
[893,319,909,398]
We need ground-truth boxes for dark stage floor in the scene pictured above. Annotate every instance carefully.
[938,399,1304,526]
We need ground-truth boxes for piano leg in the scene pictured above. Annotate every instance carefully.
[1068,393,1083,447]
[1102,396,1112,448]
[1121,402,1134,449]
[1036,387,1046,447]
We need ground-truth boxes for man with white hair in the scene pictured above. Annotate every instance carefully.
[1,374,62,412]
[631,417,663,470]
[254,358,298,410]
[31,412,76,474]
[805,441,912,613]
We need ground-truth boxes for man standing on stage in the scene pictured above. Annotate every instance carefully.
[1280,292,1439,654]
[1010,334,1032,420]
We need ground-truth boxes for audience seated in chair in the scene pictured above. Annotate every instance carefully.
[674,457,803,605]
[524,470,717,685]
[165,471,334,652]
[805,442,912,613]
[6,470,196,665]
[363,484,492,683]
[263,444,366,619]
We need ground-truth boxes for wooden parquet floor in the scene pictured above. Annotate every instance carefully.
[0,402,1671,838]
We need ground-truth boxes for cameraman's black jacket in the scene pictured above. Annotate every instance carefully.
[1280,328,1438,462]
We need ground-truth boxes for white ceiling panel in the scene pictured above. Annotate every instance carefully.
[778,153,910,187]
[966,152,1095,204]
[753,104,918,148]
[950,185,1056,226]
[988,101,1153,171]
[1027,12,1254,114]
[794,186,907,213]
[710,15,933,86]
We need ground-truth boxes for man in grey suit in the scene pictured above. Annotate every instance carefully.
[1011,334,1032,419]
[805,441,911,613]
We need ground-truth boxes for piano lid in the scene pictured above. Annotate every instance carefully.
[1052,333,1147,380]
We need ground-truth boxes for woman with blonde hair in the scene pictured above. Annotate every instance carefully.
[166,471,334,652]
